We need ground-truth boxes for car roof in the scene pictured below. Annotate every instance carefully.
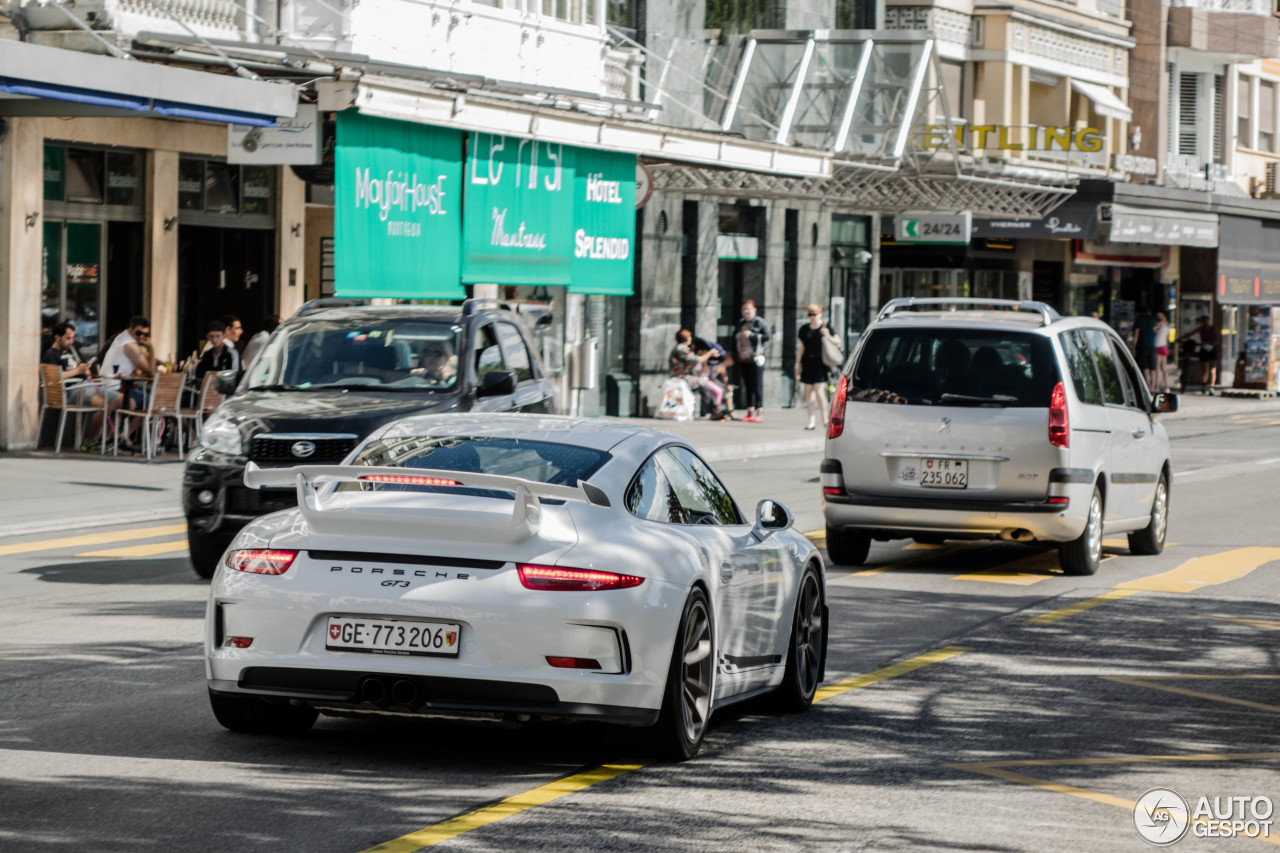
[872,311,1115,336]
[287,305,466,325]
[371,413,682,454]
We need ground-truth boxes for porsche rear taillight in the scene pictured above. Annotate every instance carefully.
[227,549,297,575]
[1049,381,1069,448]
[828,374,848,439]
[517,564,644,591]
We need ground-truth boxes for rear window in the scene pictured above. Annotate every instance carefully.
[849,327,1059,407]
[343,436,609,497]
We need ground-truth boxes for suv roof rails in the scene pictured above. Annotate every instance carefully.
[876,297,1061,326]
[460,298,515,317]
[291,297,368,318]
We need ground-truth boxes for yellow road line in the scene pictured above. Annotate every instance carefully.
[953,752,1280,846]
[361,762,645,852]
[1214,617,1280,631]
[1115,547,1280,594]
[815,645,970,702]
[364,646,968,852]
[0,523,187,557]
[1026,589,1138,624]
[79,538,189,558]
[1106,676,1280,714]
[954,550,1060,586]
[904,542,946,550]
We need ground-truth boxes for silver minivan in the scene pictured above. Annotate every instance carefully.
[821,298,1177,575]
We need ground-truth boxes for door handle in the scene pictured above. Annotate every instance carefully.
[719,561,734,582]
[1132,429,1147,439]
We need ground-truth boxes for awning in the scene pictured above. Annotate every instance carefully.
[1109,203,1218,248]
[0,41,296,125]
[338,76,832,178]
[1070,79,1132,122]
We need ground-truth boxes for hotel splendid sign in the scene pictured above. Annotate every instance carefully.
[916,125,1105,152]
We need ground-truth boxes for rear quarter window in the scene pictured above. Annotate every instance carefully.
[849,327,1059,407]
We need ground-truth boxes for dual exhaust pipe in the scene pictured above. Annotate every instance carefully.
[358,675,421,709]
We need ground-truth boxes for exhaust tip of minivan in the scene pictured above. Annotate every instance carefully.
[999,528,1035,542]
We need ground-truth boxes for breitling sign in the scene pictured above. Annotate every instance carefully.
[916,125,1105,153]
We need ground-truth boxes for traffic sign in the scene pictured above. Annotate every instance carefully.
[895,212,972,245]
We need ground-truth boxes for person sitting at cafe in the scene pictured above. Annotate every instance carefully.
[195,320,238,382]
[42,321,121,449]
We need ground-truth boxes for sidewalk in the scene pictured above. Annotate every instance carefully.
[3,389,1278,537]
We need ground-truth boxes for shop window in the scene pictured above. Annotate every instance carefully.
[65,149,104,204]
[1238,76,1252,149]
[178,158,205,210]
[105,152,142,207]
[43,145,65,202]
[1260,80,1275,152]
[241,166,275,215]
[205,162,240,214]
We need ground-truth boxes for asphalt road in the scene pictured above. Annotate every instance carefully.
[1,412,1278,852]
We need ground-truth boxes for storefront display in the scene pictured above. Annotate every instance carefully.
[1242,306,1274,389]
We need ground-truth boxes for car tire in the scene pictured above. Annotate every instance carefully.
[189,528,232,580]
[774,566,824,713]
[825,525,871,567]
[651,587,714,761]
[1059,485,1104,576]
[1127,473,1169,556]
[208,690,318,735]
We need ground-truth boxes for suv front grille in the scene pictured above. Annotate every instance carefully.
[249,434,357,463]
[227,487,298,515]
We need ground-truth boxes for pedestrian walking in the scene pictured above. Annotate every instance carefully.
[734,300,770,422]
[1153,311,1170,392]
[795,304,836,431]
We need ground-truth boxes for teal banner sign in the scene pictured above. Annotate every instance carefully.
[569,147,635,295]
[335,112,465,299]
[464,135,635,294]
[463,134,574,285]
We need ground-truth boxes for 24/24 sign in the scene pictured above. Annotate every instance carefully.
[895,211,972,245]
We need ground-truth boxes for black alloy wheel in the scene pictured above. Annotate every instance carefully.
[652,587,714,761]
[776,566,824,711]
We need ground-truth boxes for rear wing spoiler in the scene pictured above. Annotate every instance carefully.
[244,462,608,537]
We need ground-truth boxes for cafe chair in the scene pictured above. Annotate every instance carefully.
[113,372,190,460]
[39,364,108,455]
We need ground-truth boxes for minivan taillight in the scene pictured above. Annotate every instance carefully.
[828,375,848,439]
[1048,381,1069,448]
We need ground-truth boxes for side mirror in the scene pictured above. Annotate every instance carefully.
[1151,391,1178,414]
[214,370,239,396]
[753,499,793,539]
[478,370,517,398]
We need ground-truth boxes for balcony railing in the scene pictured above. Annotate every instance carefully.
[1170,0,1271,13]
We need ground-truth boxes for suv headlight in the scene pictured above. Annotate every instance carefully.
[201,414,245,456]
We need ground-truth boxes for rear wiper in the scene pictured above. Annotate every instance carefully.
[939,393,1018,406]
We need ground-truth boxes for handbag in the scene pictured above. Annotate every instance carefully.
[821,333,844,369]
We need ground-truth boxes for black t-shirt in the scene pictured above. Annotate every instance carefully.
[41,346,81,373]
[797,323,832,367]
[195,345,236,380]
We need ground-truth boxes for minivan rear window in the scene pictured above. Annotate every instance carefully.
[849,328,1059,407]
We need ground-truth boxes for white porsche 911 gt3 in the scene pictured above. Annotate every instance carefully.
[206,414,827,759]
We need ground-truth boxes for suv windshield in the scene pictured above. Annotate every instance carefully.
[244,318,462,392]
[850,327,1059,407]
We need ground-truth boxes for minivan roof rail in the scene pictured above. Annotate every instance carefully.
[876,298,1060,326]
[291,297,368,318]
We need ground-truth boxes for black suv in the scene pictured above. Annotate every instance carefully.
[183,300,558,577]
